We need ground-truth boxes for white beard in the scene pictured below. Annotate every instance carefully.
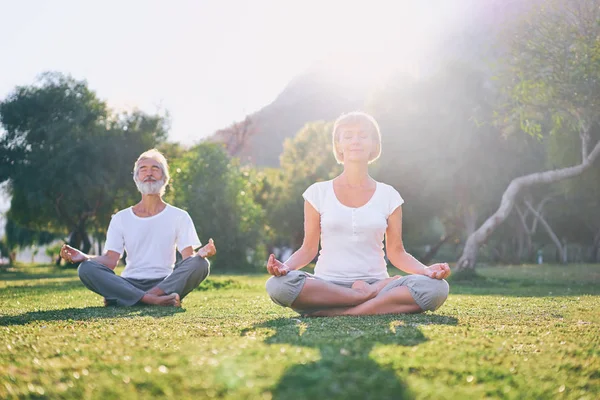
[136,178,166,195]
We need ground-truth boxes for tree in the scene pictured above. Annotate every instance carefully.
[456,0,600,271]
[0,218,58,266]
[267,121,341,248]
[369,61,538,261]
[168,143,266,271]
[0,72,167,261]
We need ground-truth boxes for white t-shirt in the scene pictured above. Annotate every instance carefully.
[104,204,201,280]
[303,180,404,283]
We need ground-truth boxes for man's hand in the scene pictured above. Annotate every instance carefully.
[424,263,451,280]
[197,238,216,258]
[267,254,290,277]
[60,244,88,264]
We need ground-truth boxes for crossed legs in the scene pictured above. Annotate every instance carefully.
[266,271,448,316]
[78,256,210,307]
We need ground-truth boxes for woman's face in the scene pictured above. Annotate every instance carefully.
[337,124,375,163]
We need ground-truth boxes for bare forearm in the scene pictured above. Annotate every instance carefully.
[388,250,427,275]
[284,246,317,271]
[88,254,118,270]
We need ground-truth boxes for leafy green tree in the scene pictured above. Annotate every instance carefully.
[267,121,341,248]
[456,0,600,271]
[168,143,266,271]
[368,61,539,262]
[2,217,59,265]
[0,72,167,260]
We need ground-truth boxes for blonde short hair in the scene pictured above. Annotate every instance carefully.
[133,149,170,195]
[332,111,382,164]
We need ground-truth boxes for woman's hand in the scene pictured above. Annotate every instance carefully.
[424,263,451,280]
[267,254,290,277]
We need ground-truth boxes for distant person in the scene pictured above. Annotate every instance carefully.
[265,112,450,316]
[61,149,215,307]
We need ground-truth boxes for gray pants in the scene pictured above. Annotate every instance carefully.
[78,256,210,306]
[266,271,449,314]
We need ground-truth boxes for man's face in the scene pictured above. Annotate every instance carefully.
[135,158,166,195]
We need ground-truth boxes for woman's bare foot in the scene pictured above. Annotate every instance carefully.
[370,276,402,294]
[141,293,180,307]
[351,280,379,301]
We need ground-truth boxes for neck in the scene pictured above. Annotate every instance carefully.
[137,194,166,215]
[341,162,371,186]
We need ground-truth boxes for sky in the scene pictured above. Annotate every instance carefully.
[0,0,469,146]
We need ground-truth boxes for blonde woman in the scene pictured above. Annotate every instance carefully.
[266,112,450,316]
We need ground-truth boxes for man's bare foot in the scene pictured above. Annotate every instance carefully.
[147,286,166,296]
[103,298,117,307]
[141,293,180,307]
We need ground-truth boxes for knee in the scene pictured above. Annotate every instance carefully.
[265,273,299,307]
[188,256,210,277]
[428,279,450,311]
[77,260,99,281]
[265,275,283,299]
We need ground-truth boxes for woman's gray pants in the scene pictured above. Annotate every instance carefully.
[266,271,449,314]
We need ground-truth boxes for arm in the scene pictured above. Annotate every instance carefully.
[385,207,450,279]
[267,201,320,276]
[60,245,121,270]
[180,246,195,260]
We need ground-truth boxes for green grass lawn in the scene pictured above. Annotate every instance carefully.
[1,263,599,399]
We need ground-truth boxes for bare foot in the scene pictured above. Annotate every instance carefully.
[142,293,181,307]
[370,276,402,294]
[304,307,351,317]
[147,286,166,296]
[103,298,117,307]
[351,280,378,301]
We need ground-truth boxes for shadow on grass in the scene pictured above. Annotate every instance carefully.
[245,314,457,400]
[0,305,185,326]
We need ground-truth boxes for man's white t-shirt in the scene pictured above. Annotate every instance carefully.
[104,204,201,280]
[303,180,404,283]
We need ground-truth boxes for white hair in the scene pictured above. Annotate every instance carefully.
[132,149,170,196]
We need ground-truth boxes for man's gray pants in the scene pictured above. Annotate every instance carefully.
[78,256,210,306]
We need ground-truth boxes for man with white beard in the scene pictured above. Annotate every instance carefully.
[60,149,215,307]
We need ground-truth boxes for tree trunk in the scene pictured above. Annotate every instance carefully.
[65,219,91,267]
[421,231,456,264]
[591,229,600,262]
[524,200,567,264]
[455,139,600,271]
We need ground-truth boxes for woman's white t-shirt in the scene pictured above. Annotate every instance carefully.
[303,180,404,283]
[104,204,201,280]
